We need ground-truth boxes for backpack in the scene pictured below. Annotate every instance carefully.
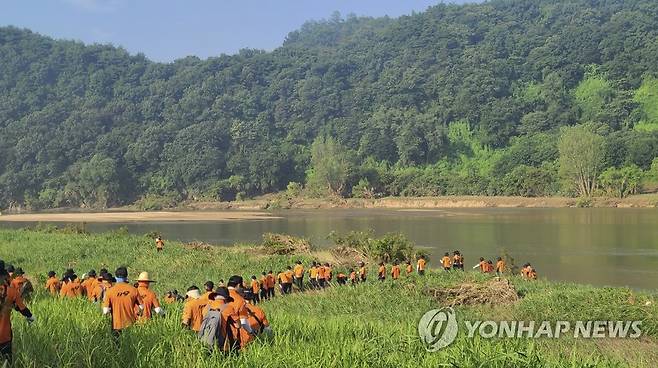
[20,280,34,299]
[197,305,234,352]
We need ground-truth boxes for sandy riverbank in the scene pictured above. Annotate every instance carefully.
[187,193,658,210]
[0,210,277,222]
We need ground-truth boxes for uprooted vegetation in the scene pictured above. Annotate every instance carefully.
[260,233,312,255]
[327,229,420,263]
[428,278,520,307]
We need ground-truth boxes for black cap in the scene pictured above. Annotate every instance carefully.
[48,271,56,277]
[227,275,243,288]
[7,264,15,273]
[88,269,97,277]
[187,285,199,292]
[204,281,214,291]
[115,267,128,279]
[209,287,232,302]
[65,268,75,276]
[14,267,24,275]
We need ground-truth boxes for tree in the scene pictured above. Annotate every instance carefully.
[558,125,605,197]
[306,136,353,196]
[599,165,643,198]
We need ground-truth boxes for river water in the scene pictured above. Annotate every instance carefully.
[2,208,657,290]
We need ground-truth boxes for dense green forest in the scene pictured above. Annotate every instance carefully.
[1,0,658,210]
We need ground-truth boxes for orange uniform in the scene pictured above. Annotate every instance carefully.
[251,279,260,294]
[317,266,326,280]
[182,297,208,332]
[228,288,252,348]
[60,281,82,298]
[137,285,161,320]
[359,266,367,278]
[90,281,109,303]
[245,304,269,334]
[10,275,28,292]
[202,299,239,350]
[155,238,164,250]
[391,265,401,279]
[293,265,304,278]
[496,260,506,273]
[45,277,61,295]
[0,282,31,344]
[378,265,386,278]
[441,256,452,268]
[325,266,333,281]
[309,266,318,279]
[406,264,413,274]
[103,282,142,330]
[81,277,99,301]
[417,258,427,271]
[266,274,276,289]
[260,275,269,290]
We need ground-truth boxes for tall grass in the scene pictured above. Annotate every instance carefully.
[0,229,656,367]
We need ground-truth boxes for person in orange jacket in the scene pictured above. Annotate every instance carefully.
[45,271,61,295]
[336,271,347,285]
[405,260,413,275]
[202,287,240,352]
[349,269,357,285]
[0,261,35,365]
[259,272,269,300]
[358,262,367,282]
[81,269,99,302]
[441,252,452,271]
[317,263,326,288]
[135,272,164,321]
[227,276,258,349]
[416,255,427,276]
[182,286,205,332]
[155,236,165,252]
[60,274,82,298]
[473,257,487,272]
[102,267,143,337]
[250,276,261,304]
[10,268,33,299]
[266,271,276,298]
[377,262,386,281]
[452,251,464,271]
[308,262,319,289]
[293,261,304,291]
[391,261,401,280]
[495,257,506,275]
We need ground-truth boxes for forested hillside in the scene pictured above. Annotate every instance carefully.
[1,0,658,210]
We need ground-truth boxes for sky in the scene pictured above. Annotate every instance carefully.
[1,0,476,62]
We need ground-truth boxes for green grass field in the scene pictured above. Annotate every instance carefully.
[0,228,656,368]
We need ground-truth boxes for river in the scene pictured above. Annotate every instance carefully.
[2,208,657,290]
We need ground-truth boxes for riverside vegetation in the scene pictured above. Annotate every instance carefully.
[0,227,656,367]
[2,0,658,212]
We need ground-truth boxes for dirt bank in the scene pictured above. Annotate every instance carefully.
[187,193,658,211]
[0,210,277,223]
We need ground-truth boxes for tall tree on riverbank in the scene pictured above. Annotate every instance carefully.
[558,125,605,197]
[306,136,354,196]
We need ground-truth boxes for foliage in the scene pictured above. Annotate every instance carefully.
[0,229,656,367]
[3,0,658,208]
[328,230,416,262]
[599,165,643,198]
[306,136,354,197]
[558,125,606,197]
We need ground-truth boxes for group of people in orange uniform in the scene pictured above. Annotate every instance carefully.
[0,245,540,364]
[43,266,271,352]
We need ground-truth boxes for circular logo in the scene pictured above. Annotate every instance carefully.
[418,307,458,352]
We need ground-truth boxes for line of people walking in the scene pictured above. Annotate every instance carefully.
[0,249,539,365]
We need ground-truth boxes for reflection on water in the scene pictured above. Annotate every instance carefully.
[2,208,657,290]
